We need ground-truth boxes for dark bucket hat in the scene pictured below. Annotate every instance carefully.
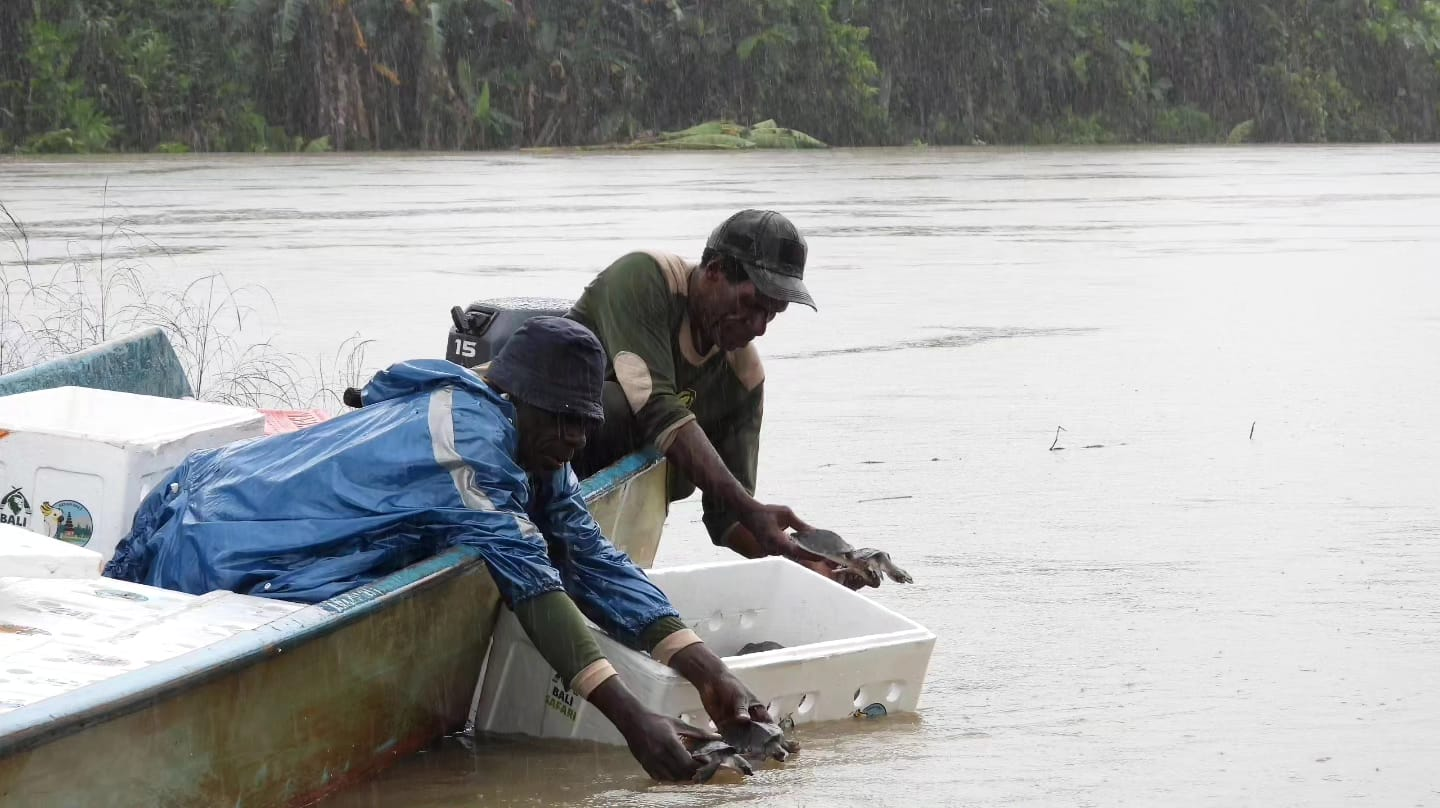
[486,316,606,422]
[706,209,815,310]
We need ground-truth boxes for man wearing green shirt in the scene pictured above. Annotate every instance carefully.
[569,210,852,583]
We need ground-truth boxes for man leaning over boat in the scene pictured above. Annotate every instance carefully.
[105,317,776,782]
[567,209,864,587]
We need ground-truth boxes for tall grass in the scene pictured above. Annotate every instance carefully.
[0,194,373,411]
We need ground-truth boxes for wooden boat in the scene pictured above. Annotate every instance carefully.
[0,330,672,807]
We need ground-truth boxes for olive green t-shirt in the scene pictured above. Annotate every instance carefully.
[568,250,765,545]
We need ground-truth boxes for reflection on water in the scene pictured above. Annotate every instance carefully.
[4,146,1440,807]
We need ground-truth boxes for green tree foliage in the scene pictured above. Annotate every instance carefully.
[2,0,1438,152]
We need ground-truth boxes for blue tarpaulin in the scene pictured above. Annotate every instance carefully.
[104,359,677,646]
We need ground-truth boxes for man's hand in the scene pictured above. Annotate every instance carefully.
[664,423,821,561]
[589,674,703,781]
[700,669,775,736]
[668,643,774,737]
[617,712,711,781]
[737,502,819,560]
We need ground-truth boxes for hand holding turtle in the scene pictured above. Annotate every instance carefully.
[669,643,769,729]
[790,529,914,587]
[663,716,769,783]
[693,674,799,765]
[588,674,703,781]
[667,643,797,764]
[620,711,713,781]
[700,669,772,735]
[735,502,821,561]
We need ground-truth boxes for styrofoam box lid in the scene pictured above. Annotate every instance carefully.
[0,386,262,446]
[0,523,103,578]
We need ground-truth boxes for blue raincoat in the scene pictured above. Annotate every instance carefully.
[104,360,678,647]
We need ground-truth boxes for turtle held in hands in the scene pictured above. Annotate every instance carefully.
[721,717,799,763]
[671,715,797,781]
[688,737,755,782]
[668,717,754,782]
[791,528,914,587]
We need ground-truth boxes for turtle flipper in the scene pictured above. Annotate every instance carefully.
[690,740,754,782]
[693,756,724,783]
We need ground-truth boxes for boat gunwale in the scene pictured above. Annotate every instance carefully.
[0,447,664,759]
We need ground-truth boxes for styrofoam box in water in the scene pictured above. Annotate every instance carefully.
[471,557,936,746]
[0,386,264,565]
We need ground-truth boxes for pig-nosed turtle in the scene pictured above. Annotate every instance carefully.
[721,718,800,763]
[791,529,914,587]
[670,717,754,782]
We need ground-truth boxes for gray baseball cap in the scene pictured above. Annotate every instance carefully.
[705,209,815,310]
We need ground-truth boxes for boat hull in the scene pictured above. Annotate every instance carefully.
[585,449,669,568]
[0,450,670,808]
[0,548,498,807]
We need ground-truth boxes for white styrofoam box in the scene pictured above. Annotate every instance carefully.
[471,557,936,746]
[0,386,263,565]
[0,522,104,578]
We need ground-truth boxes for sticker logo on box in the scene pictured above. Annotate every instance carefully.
[545,672,578,723]
[1,487,30,528]
[40,500,93,547]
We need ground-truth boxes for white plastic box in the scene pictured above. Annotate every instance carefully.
[471,557,936,746]
[0,386,264,565]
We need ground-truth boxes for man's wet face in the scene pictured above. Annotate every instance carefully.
[514,402,590,474]
[705,267,788,351]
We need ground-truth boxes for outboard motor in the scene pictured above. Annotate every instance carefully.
[445,297,575,368]
[347,297,576,409]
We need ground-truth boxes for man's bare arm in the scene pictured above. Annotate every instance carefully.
[663,421,817,559]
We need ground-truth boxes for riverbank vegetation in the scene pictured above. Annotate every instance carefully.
[2,0,1437,154]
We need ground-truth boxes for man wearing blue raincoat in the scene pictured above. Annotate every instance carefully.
[106,317,786,782]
